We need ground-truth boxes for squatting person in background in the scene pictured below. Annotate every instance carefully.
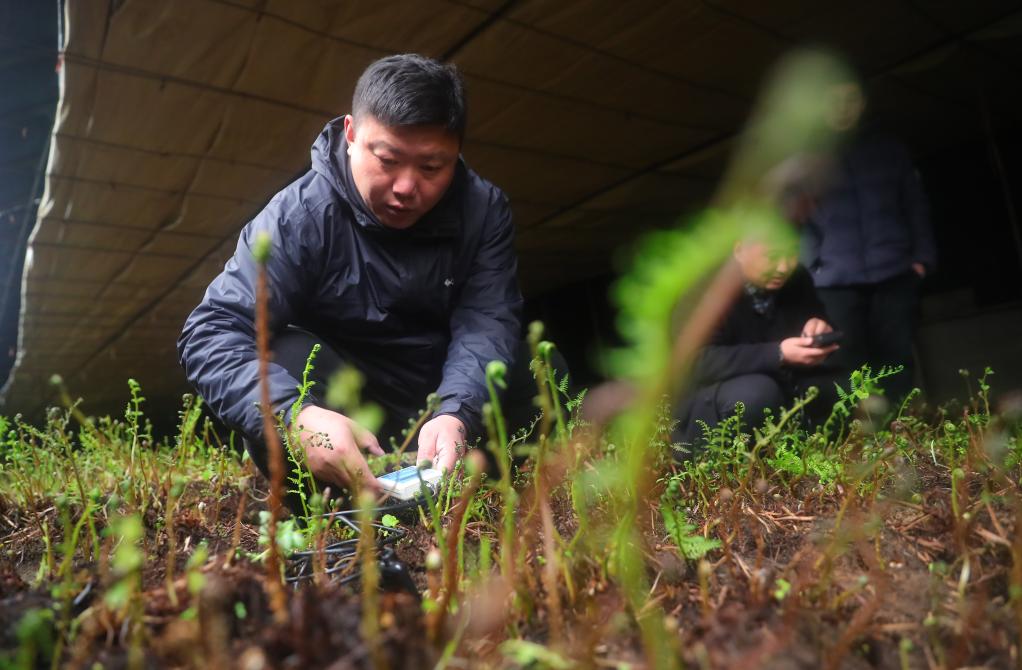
[675,236,842,448]
[801,81,937,401]
[177,54,539,503]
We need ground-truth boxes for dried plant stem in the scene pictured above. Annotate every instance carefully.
[394,398,439,460]
[165,476,179,607]
[1010,500,1022,655]
[430,462,483,644]
[823,538,888,670]
[732,550,815,668]
[223,488,246,569]
[536,446,564,645]
[254,251,288,624]
[484,375,517,587]
[211,452,228,525]
[668,261,743,383]
[57,432,99,561]
[358,493,386,670]
[613,261,742,669]
[313,521,328,587]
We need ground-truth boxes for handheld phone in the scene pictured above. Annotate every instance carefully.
[376,465,443,500]
[809,330,843,347]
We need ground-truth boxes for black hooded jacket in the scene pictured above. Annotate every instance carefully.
[693,267,828,385]
[177,118,523,440]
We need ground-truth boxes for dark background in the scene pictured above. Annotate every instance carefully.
[3,2,1021,424]
[528,128,1022,391]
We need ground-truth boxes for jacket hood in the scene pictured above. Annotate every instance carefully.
[310,117,464,238]
[310,117,380,230]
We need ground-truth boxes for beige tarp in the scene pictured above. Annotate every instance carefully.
[3,0,1020,416]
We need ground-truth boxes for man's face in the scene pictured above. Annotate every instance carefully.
[734,240,798,290]
[344,114,460,230]
[825,82,865,133]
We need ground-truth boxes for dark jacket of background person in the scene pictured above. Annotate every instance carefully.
[800,133,937,287]
[693,267,828,385]
[177,118,523,441]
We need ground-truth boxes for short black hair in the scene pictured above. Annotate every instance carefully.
[352,54,467,139]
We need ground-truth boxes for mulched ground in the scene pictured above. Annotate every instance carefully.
[1,454,1018,669]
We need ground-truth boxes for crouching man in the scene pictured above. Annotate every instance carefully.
[676,237,842,447]
[177,54,528,500]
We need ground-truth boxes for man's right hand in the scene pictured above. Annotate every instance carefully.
[294,405,384,493]
[780,336,837,367]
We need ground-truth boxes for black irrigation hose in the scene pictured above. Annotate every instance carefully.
[284,501,425,594]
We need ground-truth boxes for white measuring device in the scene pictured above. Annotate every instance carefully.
[376,465,443,500]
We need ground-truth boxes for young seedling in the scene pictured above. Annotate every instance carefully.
[104,514,145,670]
[163,472,189,608]
[484,361,516,586]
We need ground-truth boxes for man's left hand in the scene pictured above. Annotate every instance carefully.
[418,414,467,473]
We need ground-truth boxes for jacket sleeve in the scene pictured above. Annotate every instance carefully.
[690,301,782,385]
[693,342,781,386]
[177,195,321,439]
[435,191,523,437]
[792,266,829,324]
[902,163,937,273]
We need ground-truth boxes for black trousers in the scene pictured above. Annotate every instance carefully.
[676,369,840,447]
[816,271,920,401]
[243,327,563,498]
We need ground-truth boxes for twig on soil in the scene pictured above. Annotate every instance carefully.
[895,512,932,533]
[974,526,1011,548]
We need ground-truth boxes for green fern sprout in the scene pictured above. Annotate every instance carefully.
[660,502,721,561]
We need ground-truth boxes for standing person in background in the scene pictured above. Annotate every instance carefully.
[801,82,937,401]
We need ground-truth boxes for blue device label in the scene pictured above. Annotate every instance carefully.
[378,466,423,485]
